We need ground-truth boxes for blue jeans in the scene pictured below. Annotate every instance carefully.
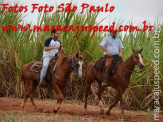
[40,55,53,82]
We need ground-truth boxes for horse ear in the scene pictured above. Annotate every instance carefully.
[76,53,79,58]
[140,48,143,53]
[132,49,135,53]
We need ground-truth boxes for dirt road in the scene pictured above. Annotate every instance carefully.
[0,97,162,122]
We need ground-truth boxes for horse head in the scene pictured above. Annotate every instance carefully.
[132,48,144,69]
[71,53,84,78]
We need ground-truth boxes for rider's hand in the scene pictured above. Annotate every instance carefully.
[60,47,64,54]
[61,47,64,51]
[107,52,112,56]
[118,53,122,57]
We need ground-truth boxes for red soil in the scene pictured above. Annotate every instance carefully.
[0,97,162,122]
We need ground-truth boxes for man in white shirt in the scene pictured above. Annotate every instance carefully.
[39,28,64,86]
[100,30,124,86]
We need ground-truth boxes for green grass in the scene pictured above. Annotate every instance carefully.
[148,108,151,122]
[2,110,32,122]
[71,115,79,122]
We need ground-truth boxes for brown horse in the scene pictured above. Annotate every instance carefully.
[21,53,84,113]
[84,49,144,115]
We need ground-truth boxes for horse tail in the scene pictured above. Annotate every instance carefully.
[20,66,26,97]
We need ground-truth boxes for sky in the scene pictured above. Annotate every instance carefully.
[2,0,163,26]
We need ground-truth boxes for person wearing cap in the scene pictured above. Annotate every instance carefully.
[99,30,124,86]
[39,28,64,86]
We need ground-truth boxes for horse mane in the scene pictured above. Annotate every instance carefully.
[59,57,67,66]
[122,54,134,67]
[125,54,132,62]
[124,50,140,64]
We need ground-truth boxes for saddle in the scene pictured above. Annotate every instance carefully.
[30,61,42,72]
[111,60,122,73]
[94,55,123,74]
[94,57,106,72]
[30,56,58,82]
[109,55,123,74]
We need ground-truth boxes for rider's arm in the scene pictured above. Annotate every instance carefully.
[44,46,60,51]
[43,38,60,51]
[118,39,124,57]
[119,49,123,57]
[57,40,64,55]
[100,37,112,56]
[101,46,112,56]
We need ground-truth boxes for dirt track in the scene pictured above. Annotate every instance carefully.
[0,97,162,122]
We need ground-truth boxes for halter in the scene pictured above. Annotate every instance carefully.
[71,55,83,74]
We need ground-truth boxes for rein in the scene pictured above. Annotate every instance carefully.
[54,73,69,82]
[124,68,142,73]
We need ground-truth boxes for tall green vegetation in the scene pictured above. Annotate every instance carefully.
[0,1,162,110]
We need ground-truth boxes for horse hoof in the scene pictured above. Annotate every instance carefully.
[106,110,110,115]
[53,109,58,113]
[43,109,49,113]
[100,109,104,114]
[83,109,89,115]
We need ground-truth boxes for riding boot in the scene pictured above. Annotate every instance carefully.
[102,70,112,86]
[39,77,46,87]
[102,56,119,86]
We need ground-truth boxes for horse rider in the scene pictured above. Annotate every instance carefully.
[39,28,64,86]
[100,29,124,86]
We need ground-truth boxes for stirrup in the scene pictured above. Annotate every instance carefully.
[39,81,46,88]
[102,80,108,86]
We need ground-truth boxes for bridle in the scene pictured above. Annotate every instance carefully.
[53,55,83,82]
[124,53,142,73]
[71,55,83,74]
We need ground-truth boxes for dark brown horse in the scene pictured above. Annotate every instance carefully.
[21,54,84,113]
[84,49,144,115]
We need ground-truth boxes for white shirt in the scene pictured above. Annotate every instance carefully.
[100,36,124,55]
[42,38,61,58]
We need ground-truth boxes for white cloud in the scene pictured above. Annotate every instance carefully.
[127,0,163,25]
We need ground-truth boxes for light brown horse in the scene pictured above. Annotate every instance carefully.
[21,53,84,113]
[84,49,144,115]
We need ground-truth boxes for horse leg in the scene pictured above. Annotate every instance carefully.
[21,80,37,110]
[120,89,125,115]
[120,95,124,114]
[29,94,36,110]
[21,79,30,110]
[106,87,123,115]
[21,91,29,110]
[55,86,66,112]
[52,85,64,113]
[84,79,92,115]
[29,81,37,110]
[97,83,105,114]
